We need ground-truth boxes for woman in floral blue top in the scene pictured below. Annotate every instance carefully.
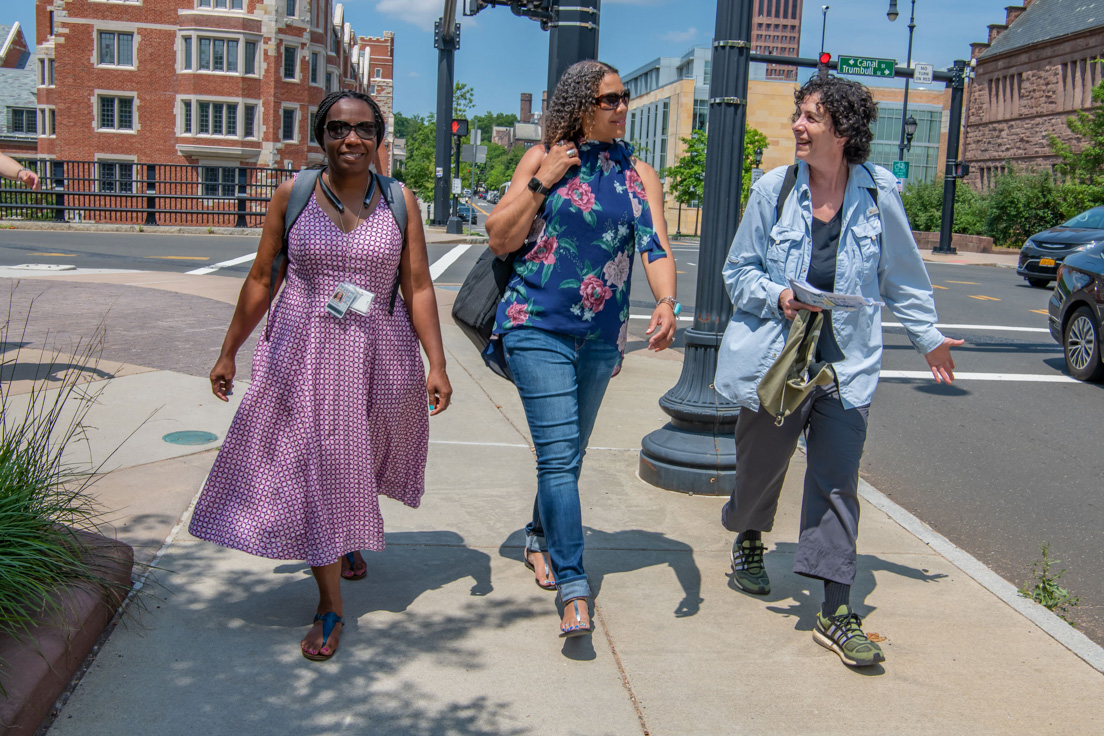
[485,60,678,638]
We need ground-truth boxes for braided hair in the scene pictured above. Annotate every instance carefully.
[542,60,619,146]
[313,90,386,148]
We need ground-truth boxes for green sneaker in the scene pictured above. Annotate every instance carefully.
[813,605,886,667]
[730,538,770,595]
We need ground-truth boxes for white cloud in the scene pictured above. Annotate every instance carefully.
[408,71,420,77]
[375,0,441,31]
[660,27,698,44]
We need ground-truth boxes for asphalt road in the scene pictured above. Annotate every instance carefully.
[2,226,1101,644]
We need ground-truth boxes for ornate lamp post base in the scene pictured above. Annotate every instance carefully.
[638,329,740,495]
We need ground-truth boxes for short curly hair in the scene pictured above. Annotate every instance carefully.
[542,60,619,146]
[793,74,877,165]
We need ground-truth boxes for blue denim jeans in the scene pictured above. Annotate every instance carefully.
[502,328,621,603]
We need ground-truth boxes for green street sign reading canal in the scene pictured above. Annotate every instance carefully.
[838,56,896,78]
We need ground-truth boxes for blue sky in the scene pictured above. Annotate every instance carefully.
[10,0,1015,117]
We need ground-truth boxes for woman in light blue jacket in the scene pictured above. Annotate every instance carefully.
[714,74,963,668]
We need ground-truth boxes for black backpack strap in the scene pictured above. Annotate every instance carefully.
[376,172,409,315]
[774,164,799,224]
[861,162,879,206]
[265,168,320,341]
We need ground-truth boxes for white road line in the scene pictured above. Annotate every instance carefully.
[430,243,472,281]
[881,370,1077,383]
[629,314,694,323]
[883,322,1049,333]
[187,252,256,275]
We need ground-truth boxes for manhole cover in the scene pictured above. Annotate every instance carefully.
[162,430,219,445]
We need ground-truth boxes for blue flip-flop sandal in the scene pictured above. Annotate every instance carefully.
[302,611,344,661]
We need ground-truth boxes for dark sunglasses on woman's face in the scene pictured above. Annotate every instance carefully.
[325,120,377,140]
[593,91,630,110]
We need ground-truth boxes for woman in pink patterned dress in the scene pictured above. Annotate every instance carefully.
[190,91,452,662]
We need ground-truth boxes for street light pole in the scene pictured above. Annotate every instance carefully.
[888,0,917,164]
[638,0,752,495]
[820,5,829,55]
[433,3,460,227]
[547,0,601,100]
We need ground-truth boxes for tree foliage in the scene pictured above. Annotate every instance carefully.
[1049,80,1104,185]
[667,129,707,208]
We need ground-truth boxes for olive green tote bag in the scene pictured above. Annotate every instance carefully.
[756,310,836,425]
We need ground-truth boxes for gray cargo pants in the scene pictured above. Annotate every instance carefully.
[720,383,869,585]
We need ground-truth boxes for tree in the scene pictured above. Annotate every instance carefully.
[742,127,770,203]
[667,129,707,236]
[393,112,426,141]
[985,168,1063,248]
[398,114,437,196]
[1049,80,1104,185]
[453,81,475,119]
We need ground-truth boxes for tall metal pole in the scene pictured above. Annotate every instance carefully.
[894,0,916,163]
[547,0,601,101]
[433,3,460,226]
[820,5,829,55]
[638,0,751,495]
[934,60,966,255]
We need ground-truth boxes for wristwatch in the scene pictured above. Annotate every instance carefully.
[527,177,552,197]
[657,296,682,316]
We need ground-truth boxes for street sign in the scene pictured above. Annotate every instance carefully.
[892,160,910,179]
[452,177,462,195]
[913,62,934,85]
[471,127,481,146]
[838,56,896,78]
[461,144,487,164]
[750,168,764,186]
[436,167,444,178]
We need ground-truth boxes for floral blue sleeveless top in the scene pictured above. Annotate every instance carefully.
[493,139,666,355]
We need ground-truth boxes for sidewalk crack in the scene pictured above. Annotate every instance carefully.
[595,604,651,736]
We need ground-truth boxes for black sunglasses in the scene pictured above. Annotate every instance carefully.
[325,120,377,140]
[593,91,630,110]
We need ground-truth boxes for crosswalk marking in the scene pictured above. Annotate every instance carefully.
[882,322,1048,333]
[187,253,256,275]
[429,243,472,281]
[881,370,1077,383]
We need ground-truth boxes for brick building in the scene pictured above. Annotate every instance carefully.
[0,23,37,156]
[31,0,395,182]
[753,0,802,82]
[962,0,1104,189]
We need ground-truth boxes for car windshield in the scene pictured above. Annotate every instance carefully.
[1060,207,1104,229]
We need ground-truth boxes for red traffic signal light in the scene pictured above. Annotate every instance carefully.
[819,52,831,65]
[451,118,469,137]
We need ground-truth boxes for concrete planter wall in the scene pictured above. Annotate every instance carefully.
[913,231,997,253]
[0,532,134,735]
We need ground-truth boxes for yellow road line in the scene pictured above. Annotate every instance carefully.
[29,252,77,257]
[968,295,1001,301]
[150,255,210,261]
[932,284,949,290]
[676,270,686,274]
[471,202,491,216]
[1030,309,1049,315]
[946,280,981,285]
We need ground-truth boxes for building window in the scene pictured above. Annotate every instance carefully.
[198,0,244,8]
[374,67,382,78]
[10,108,37,134]
[332,30,339,54]
[193,37,239,72]
[98,96,134,131]
[202,166,236,197]
[99,32,134,67]
[310,52,319,84]
[283,46,298,80]
[99,162,134,193]
[182,100,192,133]
[183,37,193,70]
[194,101,239,136]
[693,99,709,131]
[38,59,45,86]
[49,59,55,86]
[326,71,333,92]
[286,0,297,16]
[244,104,257,138]
[282,108,297,141]
[244,41,257,75]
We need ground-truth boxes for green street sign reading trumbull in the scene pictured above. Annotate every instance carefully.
[838,56,896,78]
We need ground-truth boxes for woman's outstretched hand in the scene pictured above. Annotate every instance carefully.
[427,367,452,415]
[925,337,965,384]
[210,356,236,401]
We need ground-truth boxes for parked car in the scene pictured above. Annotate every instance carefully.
[456,202,478,224]
[1018,206,1104,288]
[1048,239,1104,382]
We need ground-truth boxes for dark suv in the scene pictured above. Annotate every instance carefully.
[1018,206,1104,288]
[1049,240,1104,382]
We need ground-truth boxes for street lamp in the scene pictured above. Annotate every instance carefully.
[754,147,763,167]
[904,114,918,152]
[820,5,829,55]
[888,0,917,164]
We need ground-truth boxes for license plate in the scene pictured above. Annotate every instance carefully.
[1040,258,1056,267]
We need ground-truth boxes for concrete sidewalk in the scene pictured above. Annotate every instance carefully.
[3,270,1102,735]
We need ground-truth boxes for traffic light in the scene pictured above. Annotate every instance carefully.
[451,118,469,137]
[818,52,831,79]
[952,161,971,178]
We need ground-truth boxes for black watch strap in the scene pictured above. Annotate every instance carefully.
[528,177,552,197]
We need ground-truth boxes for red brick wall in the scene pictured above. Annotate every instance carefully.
[1,24,30,68]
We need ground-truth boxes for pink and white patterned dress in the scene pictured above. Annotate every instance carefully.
[189,184,428,567]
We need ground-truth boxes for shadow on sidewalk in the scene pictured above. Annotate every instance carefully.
[497,527,704,618]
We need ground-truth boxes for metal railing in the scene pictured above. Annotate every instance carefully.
[0,159,297,228]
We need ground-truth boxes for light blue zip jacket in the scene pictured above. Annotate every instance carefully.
[714,161,945,411]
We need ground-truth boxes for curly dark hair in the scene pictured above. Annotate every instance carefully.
[793,74,877,165]
[313,90,386,148]
[542,60,619,146]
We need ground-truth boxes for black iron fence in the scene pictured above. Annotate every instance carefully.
[0,159,297,228]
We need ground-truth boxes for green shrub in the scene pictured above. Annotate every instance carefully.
[985,168,1064,248]
[901,178,989,236]
[1055,182,1104,220]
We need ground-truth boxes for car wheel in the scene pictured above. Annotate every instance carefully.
[1027,278,1051,288]
[1063,306,1104,382]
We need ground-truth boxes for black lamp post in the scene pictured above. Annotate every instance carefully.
[639,0,753,495]
[888,0,917,164]
[904,114,918,152]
